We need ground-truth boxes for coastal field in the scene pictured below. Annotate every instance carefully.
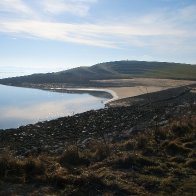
[0,62,196,195]
[7,77,195,102]
[95,78,196,100]
[0,84,195,195]
[1,0,196,194]
[0,61,196,87]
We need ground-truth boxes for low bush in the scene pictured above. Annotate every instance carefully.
[185,159,196,169]
[171,123,192,137]
[160,176,179,193]
[114,154,135,169]
[144,166,166,176]
[92,145,110,161]
[137,175,161,192]
[59,145,89,167]
[155,128,171,140]
[114,153,157,170]
[169,156,186,163]
[183,141,196,149]
[0,153,24,178]
[188,151,196,158]
[142,146,156,156]
[123,140,136,151]
[136,134,149,149]
[174,176,196,195]
[24,158,45,176]
[136,155,158,167]
[166,141,191,156]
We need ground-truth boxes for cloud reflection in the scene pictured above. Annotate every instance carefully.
[1,96,104,122]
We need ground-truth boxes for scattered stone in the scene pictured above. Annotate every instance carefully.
[0,85,195,156]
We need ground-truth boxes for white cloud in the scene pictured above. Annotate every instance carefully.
[0,18,189,48]
[0,20,116,47]
[0,0,36,17]
[176,5,196,22]
[1,96,101,120]
[0,2,195,51]
[0,0,97,18]
[40,0,97,16]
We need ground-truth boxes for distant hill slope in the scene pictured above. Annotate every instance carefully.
[0,61,195,86]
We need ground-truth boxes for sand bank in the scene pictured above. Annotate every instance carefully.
[102,78,196,101]
[49,78,195,103]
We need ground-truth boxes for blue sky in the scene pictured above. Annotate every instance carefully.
[0,0,196,78]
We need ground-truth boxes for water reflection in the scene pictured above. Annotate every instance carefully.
[0,85,108,129]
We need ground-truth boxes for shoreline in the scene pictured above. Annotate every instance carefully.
[48,86,183,105]
[49,87,119,104]
[0,84,195,154]
[0,78,195,130]
[36,78,196,105]
[1,80,195,106]
[1,77,195,103]
[0,89,195,195]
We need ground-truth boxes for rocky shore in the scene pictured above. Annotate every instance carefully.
[0,84,196,195]
[0,84,195,156]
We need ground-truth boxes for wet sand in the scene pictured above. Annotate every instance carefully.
[12,78,196,104]
[107,86,165,100]
[64,78,196,102]
[97,78,194,100]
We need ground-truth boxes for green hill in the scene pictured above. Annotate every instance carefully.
[0,61,195,86]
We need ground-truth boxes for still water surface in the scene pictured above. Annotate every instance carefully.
[0,85,108,129]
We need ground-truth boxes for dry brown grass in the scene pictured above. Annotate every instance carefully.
[0,115,195,195]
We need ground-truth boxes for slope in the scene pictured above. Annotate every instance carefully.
[0,61,195,86]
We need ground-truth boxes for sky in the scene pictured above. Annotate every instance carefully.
[0,0,196,78]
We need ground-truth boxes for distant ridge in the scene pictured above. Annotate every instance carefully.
[0,61,195,86]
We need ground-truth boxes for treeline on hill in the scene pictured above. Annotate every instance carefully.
[0,61,196,85]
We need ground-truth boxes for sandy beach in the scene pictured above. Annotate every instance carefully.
[100,78,195,98]
[14,78,196,104]
[65,78,196,102]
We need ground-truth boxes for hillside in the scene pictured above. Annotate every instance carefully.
[0,85,195,195]
[0,61,196,86]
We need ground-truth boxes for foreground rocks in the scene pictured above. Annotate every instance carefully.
[0,85,196,195]
[0,85,195,156]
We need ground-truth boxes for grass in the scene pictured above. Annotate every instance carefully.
[0,115,195,195]
[59,145,89,167]
[0,61,195,86]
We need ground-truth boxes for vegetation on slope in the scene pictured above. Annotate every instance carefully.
[0,115,195,195]
[0,61,195,86]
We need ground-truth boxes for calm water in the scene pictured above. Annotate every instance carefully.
[0,85,108,129]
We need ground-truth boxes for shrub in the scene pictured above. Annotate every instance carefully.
[142,146,156,156]
[169,156,185,163]
[183,141,196,149]
[155,128,171,140]
[114,154,135,169]
[114,154,157,170]
[0,154,10,176]
[136,156,157,167]
[171,124,191,137]
[92,145,109,161]
[137,134,149,149]
[59,145,89,167]
[174,176,196,195]
[185,159,196,169]
[144,166,166,176]
[188,151,196,158]
[0,152,24,178]
[160,177,178,193]
[166,141,191,156]
[161,140,169,147]
[138,175,161,192]
[24,158,45,176]
[123,140,136,151]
